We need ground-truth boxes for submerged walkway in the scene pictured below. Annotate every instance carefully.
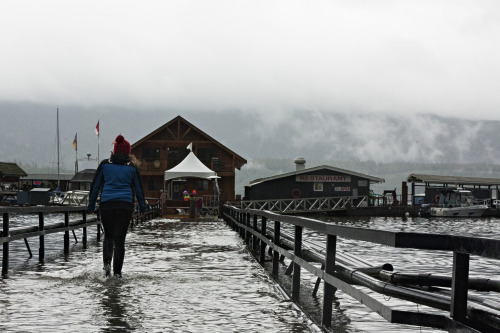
[0,218,315,333]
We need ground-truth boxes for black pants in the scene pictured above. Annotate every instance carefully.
[100,208,133,275]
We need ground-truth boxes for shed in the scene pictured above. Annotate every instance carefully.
[244,158,384,203]
[406,173,500,204]
[0,162,27,189]
[67,169,96,191]
[20,173,73,191]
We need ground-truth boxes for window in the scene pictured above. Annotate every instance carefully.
[358,180,368,187]
[314,182,323,191]
[198,148,216,164]
[148,177,161,191]
[167,147,189,169]
[197,180,209,191]
[142,147,160,159]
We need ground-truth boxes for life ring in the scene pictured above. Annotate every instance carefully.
[434,194,440,204]
[291,188,302,199]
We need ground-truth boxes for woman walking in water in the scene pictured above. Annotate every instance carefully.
[88,134,146,278]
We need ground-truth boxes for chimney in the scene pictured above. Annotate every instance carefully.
[294,157,306,171]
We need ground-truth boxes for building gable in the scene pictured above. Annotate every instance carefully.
[0,162,28,178]
[132,115,246,169]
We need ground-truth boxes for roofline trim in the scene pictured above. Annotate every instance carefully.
[130,115,247,167]
[248,165,385,187]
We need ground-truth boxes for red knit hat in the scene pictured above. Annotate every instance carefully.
[113,134,131,154]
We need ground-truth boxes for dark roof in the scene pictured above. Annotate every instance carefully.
[0,162,27,178]
[248,165,385,187]
[70,169,96,183]
[406,173,500,186]
[21,173,74,181]
[131,115,247,169]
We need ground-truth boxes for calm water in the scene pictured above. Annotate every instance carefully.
[1,214,499,332]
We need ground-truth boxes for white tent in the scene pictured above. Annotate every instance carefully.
[164,151,217,181]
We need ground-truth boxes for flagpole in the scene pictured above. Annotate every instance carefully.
[57,107,60,187]
[97,120,100,164]
[75,133,78,173]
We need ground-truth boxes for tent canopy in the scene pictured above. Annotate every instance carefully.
[164,152,216,181]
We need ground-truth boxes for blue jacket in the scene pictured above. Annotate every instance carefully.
[88,154,147,213]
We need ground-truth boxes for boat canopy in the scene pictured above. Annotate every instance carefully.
[164,152,217,181]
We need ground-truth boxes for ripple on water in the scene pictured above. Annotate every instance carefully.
[0,218,313,333]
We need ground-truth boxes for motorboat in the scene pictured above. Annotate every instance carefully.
[430,189,488,217]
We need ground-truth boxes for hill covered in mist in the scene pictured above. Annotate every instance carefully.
[2,101,500,195]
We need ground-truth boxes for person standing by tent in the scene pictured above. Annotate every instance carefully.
[88,134,146,278]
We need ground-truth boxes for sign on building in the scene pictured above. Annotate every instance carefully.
[296,175,351,182]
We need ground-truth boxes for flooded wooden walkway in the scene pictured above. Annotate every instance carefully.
[3,204,500,332]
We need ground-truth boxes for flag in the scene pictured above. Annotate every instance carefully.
[72,133,77,151]
[95,121,99,136]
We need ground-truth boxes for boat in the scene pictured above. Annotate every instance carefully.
[429,189,488,217]
[50,169,95,206]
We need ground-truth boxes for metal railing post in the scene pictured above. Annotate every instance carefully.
[272,220,280,277]
[252,214,258,251]
[39,212,45,263]
[451,252,470,323]
[64,211,70,255]
[2,213,9,277]
[245,213,250,245]
[292,225,303,300]
[82,210,87,249]
[322,234,337,327]
[260,216,267,264]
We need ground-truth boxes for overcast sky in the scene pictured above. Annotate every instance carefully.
[1,1,499,120]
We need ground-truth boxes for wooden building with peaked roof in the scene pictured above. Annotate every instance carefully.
[0,162,27,188]
[244,159,384,202]
[131,115,246,203]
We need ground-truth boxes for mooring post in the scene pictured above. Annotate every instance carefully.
[322,234,337,327]
[64,211,70,255]
[451,251,470,323]
[260,216,267,264]
[82,210,87,249]
[2,212,9,277]
[39,212,45,263]
[292,225,303,300]
[272,220,280,277]
[252,214,258,252]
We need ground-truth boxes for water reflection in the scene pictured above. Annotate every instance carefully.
[100,281,134,332]
[0,218,314,332]
[2,213,499,332]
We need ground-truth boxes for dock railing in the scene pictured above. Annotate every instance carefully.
[223,204,500,332]
[241,195,366,213]
[1,201,161,277]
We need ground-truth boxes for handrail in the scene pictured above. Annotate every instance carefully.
[223,204,500,332]
[241,196,364,213]
[1,202,162,277]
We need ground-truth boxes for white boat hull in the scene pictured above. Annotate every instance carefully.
[430,205,488,217]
